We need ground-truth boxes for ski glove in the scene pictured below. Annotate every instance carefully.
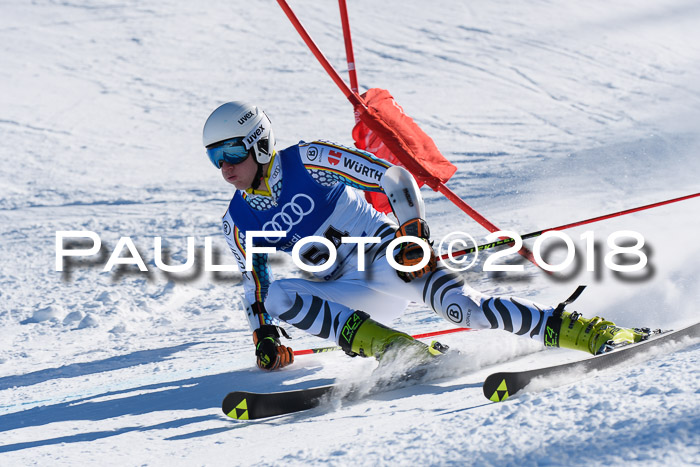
[393,218,437,282]
[253,325,294,371]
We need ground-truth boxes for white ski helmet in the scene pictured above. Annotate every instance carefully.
[202,101,275,166]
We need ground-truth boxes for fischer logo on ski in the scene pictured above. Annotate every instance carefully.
[483,321,700,403]
[488,379,510,402]
[225,397,250,420]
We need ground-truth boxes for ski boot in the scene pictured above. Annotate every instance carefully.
[543,286,651,355]
[545,310,651,355]
[337,310,446,362]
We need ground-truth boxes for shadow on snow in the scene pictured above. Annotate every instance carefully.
[0,343,200,391]
[0,344,335,453]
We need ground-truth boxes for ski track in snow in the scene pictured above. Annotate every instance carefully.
[1,0,699,465]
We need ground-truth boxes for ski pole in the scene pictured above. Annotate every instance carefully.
[441,192,700,260]
[293,326,473,356]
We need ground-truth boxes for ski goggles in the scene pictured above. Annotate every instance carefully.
[206,137,250,168]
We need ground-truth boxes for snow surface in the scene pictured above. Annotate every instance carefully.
[1,0,699,465]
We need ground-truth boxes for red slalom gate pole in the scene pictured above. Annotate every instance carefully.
[276,0,542,269]
[437,183,542,267]
[338,0,359,95]
[338,0,361,124]
[277,0,365,109]
[293,326,473,356]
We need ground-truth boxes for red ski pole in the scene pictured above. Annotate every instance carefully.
[293,326,473,356]
[441,192,700,260]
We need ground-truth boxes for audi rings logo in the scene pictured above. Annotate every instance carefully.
[262,194,315,242]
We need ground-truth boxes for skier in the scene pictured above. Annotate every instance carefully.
[203,101,649,371]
